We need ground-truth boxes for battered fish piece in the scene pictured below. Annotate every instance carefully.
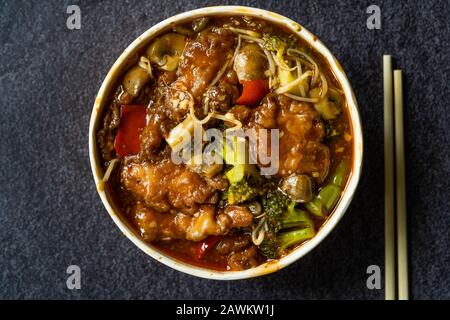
[132,203,253,242]
[121,158,217,214]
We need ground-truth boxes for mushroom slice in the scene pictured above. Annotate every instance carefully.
[234,43,268,82]
[280,174,314,203]
[122,65,151,97]
[146,33,186,71]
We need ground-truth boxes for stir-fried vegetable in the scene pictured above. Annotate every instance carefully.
[223,136,247,165]
[234,43,268,82]
[224,166,273,205]
[262,34,294,70]
[259,201,315,258]
[226,178,260,205]
[165,114,195,150]
[280,174,314,203]
[147,33,186,71]
[172,25,195,36]
[282,203,314,229]
[222,135,273,204]
[114,105,147,157]
[262,191,290,232]
[277,228,316,251]
[236,79,270,105]
[277,68,302,95]
[276,70,313,95]
[192,17,210,32]
[305,161,348,218]
[310,87,343,120]
[196,235,220,259]
[122,64,152,97]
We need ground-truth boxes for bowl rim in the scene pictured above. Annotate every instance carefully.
[89,5,363,280]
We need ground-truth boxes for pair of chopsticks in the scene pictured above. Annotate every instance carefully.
[384,55,408,300]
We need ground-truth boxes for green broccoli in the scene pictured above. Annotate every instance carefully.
[262,33,297,70]
[259,198,316,259]
[258,232,278,259]
[263,196,314,233]
[222,136,274,204]
[262,191,290,232]
[226,178,259,204]
[225,172,275,205]
[260,227,316,259]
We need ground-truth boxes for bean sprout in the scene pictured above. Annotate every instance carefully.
[98,158,119,191]
[138,56,153,77]
[276,70,313,94]
[283,93,320,103]
[252,217,267,246]
[239,34,264,44]
[226,27,261,38]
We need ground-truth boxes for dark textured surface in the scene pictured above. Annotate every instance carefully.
[0,0,449,300]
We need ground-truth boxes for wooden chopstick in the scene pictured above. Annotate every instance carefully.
[383,55,396,300]
[394,70,409,300]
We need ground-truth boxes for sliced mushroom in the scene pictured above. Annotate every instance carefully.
[246,201,262,216]
[122,65,151,97]
[146,33,186,71]
[280,174,314,203]
[234,43,268,82]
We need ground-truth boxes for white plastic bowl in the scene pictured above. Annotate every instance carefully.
[89,6,363,280]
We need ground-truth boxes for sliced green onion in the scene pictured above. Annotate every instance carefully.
[282,209,314,229]
[305,197,326,218]
[278,227,316,251]
[332,162,348,188]
[317,185,341,211]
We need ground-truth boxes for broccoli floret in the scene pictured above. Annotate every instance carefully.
[262,34,297,55]
[259,226,316,259]
[259,199,316,259]
[227,179,259,204]
[223,136,275,205]
[263,193,315,232]
[259,233,278,259]
[282,202,315,229]
[262,34,297,70]
[262,191,290,232]
[263,34,287,53]
[226,174,275,205]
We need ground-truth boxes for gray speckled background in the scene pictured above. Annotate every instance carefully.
[0,0,449,300]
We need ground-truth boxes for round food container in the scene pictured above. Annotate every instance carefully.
[89,6,363,280]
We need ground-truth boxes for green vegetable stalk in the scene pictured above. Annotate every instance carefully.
[259,195,316,259]
[222,136,273,204]
[305,161,348,218]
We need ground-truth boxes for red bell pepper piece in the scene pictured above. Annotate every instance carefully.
[236,79,270,105]
[114,105,147,158]
[196,235,220,260]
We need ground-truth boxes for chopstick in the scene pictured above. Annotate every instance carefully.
[383,55,396,300]
[394,70,409,300]
[384,57,410,300]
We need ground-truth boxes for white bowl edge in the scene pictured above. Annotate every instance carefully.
[88,5,363,280]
